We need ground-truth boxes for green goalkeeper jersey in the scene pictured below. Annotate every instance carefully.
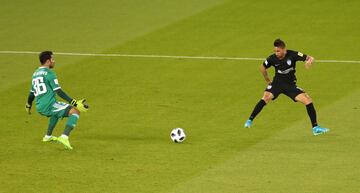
[30,67,61,114]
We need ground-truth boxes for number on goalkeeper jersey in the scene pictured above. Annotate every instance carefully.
[32,77,47,96]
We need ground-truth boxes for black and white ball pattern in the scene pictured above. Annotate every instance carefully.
[170,128,186,143]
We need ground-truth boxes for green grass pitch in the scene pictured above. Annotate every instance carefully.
[1,0,360,192]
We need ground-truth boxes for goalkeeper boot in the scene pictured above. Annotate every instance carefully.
[312,126,329,136]
[57,135,73,150]
[244,119,253,128]
[42,135,57,142]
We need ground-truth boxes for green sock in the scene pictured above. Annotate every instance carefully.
[47,116,59,136]
[63,114,80,136]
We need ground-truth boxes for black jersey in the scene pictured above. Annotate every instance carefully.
[263,50,307,84]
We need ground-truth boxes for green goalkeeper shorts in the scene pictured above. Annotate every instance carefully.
[38,101,72,118]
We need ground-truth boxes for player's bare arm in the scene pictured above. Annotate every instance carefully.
[259,65,272,84]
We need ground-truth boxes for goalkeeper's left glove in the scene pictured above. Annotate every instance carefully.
[25,103,32,115]
[70,99,89,112]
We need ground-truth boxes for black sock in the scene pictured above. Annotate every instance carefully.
[249,99,267,121]
[306,103,318,127]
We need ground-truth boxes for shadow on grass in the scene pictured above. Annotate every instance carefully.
[79,133,164,142]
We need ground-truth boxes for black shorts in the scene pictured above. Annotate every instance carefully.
[265,82,304,102]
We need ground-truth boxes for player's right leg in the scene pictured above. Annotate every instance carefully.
[42,116,59,142]
[244,91,274,128]
[57,107,80,150]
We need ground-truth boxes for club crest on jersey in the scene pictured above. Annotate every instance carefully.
[287,59,292,65]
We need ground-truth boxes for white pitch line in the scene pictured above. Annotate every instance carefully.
[0,50,360,64]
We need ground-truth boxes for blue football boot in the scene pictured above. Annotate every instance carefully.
[244,119,253,128]
[312,126,329,136]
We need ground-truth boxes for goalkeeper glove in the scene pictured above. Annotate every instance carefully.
[25,103,32,115]
[70,99,89,112]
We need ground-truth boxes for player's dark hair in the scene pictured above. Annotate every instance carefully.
[274,39,286,48]
[39,51,53,64]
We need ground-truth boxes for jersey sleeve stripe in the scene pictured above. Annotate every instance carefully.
[53,87,61,91]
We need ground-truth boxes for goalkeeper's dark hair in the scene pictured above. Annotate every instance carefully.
[39,51,53,64]
[274,38,286,48]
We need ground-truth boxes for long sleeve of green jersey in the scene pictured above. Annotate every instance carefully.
[47,71,73,103]
[55,89,73,103]
[28,83,35,105]
[27,92,35,105]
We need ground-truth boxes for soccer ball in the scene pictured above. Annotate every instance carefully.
[170,128,186,143]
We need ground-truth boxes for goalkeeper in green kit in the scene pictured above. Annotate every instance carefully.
[26,51,89,150]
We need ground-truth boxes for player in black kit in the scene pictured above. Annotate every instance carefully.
[244,39,329,135]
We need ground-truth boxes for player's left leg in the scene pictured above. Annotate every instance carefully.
[57,107,80,150]
[294,92,317,126]
[294,92,329,135]
[63,107,80,136]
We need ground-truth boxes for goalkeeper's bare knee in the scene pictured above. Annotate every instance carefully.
[69,107,80,116]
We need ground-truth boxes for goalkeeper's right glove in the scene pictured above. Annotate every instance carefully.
[70,99,89,112]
